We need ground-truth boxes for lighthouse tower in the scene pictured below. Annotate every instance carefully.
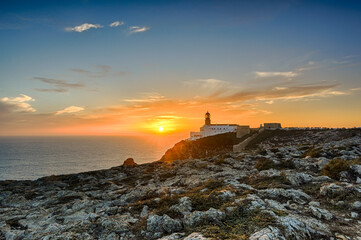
[205,111,211,125]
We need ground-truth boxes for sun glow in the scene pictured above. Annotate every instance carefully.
[158,126,164,132]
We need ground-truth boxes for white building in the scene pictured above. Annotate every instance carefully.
[263,123,282,130]
[189,112,250,140]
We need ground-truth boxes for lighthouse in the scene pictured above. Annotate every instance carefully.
[205,111,211,125]
[189,111,251,140]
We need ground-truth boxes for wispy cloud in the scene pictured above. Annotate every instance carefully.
[65,23,103,32]
[64,21,149,34]
[34,88,68,93]
[70,65,129,78]
[254,61,318,80]
[109,21,124,27]
[129,26,150,34]
[32,77,85,92]
[254,71,299,79]
[124,93,166,103]
[215,83,346,103]
[0,94,36,112]
[184,78,229,90]
[56,106,84,115]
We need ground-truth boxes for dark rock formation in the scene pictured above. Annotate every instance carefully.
[123,158,138,167]
[160,132,243,162]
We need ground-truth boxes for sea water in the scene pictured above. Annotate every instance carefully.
[0,136,179,180]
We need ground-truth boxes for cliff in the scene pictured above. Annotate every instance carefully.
[160,132,248,162]
[0,129,361,239]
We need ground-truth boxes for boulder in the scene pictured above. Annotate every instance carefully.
[170,197,192,215]
[147,214,182,235]
[183,232,212,240]
[309,206,333,220]
[249,226,286,240]
[258,188,311,204]
[183,208,225,227]
[278,214,331,239]
[123,158,138,167]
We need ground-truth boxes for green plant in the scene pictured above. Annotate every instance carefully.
[321,158,350,180]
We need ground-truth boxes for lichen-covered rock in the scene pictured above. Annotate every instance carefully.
[162,215,182,234]
[147,214,182,235]
[352,201,361,210]
[183,208,225,227]
[259,169,281,177]
[258,188,311,204]
[147,214,164,233]
[286,172,331,186]
[350,164,361,175]
[217,190,236,200]
[309,206,333,220]
[1,129,361,239]
[170,197,192,215]
[278,214,331,239]
[183,232,212,240]
[157,232,185,240]
[249,226,286,240]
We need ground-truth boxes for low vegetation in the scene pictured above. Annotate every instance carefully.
[254,158,274,171]
[321,158,350,180]
[301,146,323,158]
[254,158,295,171]
[190,207,276,240]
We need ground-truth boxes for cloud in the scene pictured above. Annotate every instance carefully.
[65,23,103,32]
[254,61,318,81]
[34,88,68,93]
[70,65,129,78]
[56,106,84,115]
[32,77,85,92]
[215,83,346,103]
[129,26,150,34]
[185,78,229,89]
[350,88,361,91]
[254,71,299,79]
[274,87,287,90]
[124,93,166,103]
[0,94,36,112]
[109,21,124,27]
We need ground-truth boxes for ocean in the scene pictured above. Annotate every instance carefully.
[0,136,180,181]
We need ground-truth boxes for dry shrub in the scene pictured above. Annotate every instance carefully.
[322,158,350,180]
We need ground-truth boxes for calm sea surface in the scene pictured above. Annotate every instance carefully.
[0,136,179,181]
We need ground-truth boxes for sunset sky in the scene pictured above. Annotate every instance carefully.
[1,0,361,136]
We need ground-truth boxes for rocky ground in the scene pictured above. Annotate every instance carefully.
[1,129,361,240]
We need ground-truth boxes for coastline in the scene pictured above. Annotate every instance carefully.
[0,129,360,239]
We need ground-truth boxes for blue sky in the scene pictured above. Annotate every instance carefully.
[1,0,361,135]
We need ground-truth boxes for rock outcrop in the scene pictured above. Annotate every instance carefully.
[0,129,361,239]
[123,158,138,167]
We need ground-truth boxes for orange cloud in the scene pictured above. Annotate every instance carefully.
[0,81,355,136]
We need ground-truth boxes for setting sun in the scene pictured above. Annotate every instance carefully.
[158,126,164,132]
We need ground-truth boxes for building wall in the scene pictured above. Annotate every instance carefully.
[201,124,238,138]
[236,126,251,138]
[189,124,241,140]
[264,123,282,129]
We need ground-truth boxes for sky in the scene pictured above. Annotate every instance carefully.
[0,0,361,136]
